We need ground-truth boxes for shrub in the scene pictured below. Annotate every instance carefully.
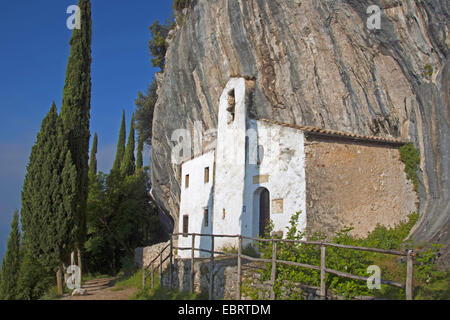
[246,212,445,300]
[421,64,433,80]
[173,0,191,11]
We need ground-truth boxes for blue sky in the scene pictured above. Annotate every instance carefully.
[0,1,173,262]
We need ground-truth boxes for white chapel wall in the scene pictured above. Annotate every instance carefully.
[178,150,215,258]
[241,119,307,245]
[212,78,248,250]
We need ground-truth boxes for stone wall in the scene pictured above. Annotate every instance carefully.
[134,241,171,269]
[160,257,239,299]
[304,136,418,238]
[160,256,376,300]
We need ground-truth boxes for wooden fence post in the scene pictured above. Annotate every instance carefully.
[169,236,173,290]
[159,252,163,287]
[406,250,414,300]
[151,262,154,288]
[209,235,215,300]
[191,234,196,294]
[320,244,326,300]
[142,263,145,289]
[270,239,277,300]
[236,236,242,300]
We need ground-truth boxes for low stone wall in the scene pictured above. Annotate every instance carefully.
[134,241,170,269]
[161,257,238,299]
[159,256,372,300]
[138,245,378,300]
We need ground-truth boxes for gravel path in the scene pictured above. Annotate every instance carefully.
[60,277,137,300]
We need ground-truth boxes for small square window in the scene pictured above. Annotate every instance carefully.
[204,209,209,227]
[204,167,210,183]
[185,174,189,188]
[183,215,189,237]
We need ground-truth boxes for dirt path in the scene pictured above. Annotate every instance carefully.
[60,277,137,300]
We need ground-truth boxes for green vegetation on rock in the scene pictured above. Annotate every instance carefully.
[173,0,191,11]
[399,143,420,192]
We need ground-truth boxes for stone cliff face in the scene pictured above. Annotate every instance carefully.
[150,0,449,252]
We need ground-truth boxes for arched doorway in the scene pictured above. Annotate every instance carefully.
[253,187,270,237]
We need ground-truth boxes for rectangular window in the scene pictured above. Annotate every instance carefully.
[204,167,210,183]
[185,174,189,188]
[183,215,189,237]
[227,89,236,124]
[204,208,209,227]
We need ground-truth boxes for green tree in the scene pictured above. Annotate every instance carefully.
[148,20,173,70]
[134,17,173,147]
[0,210,22,299]
[89,132,98,179]
[85,172,114,274]
[135,79,157,146]
[121,114,136,177]
[136,134,144,171]
[60,0,92,271]
[85,112,161,275]
[21,103,78,296]
[113,111,126,170]
[16,245,54,300]
[85,169,160,275]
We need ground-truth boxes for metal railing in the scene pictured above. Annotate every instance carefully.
[142,232,415,300]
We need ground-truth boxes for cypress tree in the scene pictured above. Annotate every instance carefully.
[16,244,53,300]
[60,0,92,264]
[0,210,21,300]
[89,132,98,178]
[136,134,144,171]
[113,111,126,171]
[21,103,78,295]
[121,114,136,176]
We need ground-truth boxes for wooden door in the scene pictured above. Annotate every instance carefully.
[259,188,270,236]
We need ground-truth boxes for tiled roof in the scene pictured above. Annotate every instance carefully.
[258,118,408,145]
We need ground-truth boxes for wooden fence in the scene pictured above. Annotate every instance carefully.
[142,233,415,300]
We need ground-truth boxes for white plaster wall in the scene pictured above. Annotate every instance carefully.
[178,150,215,258]
[241,120,307,245]
[212,78,247,250]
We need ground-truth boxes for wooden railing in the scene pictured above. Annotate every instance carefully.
[141,241,172,289]
[142,233,415,300]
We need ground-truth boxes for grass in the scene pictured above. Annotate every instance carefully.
[112,269,142,291]
[110,268,208,300]
[132,275,208,300]
[40,284,73,300]
[82,273,110,283]
[132,285,206,300]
